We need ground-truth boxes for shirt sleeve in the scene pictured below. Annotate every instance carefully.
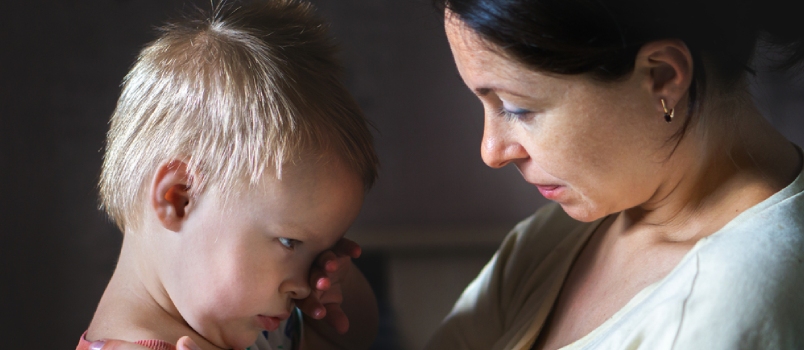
[424,204,590,350]
[423,231,520,350]
[668,248,804,349]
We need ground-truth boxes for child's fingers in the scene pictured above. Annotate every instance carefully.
[333,238,362,259]
[314,239,361,275]
[316,250,339,271]
[318,251,353,274]
[296,294,327,320]
[316,275,331,291]
[176,336,202,350]
[316,286,344,305]
[323,303,350,334]
[308,266,331,291]
[317,252,355,275]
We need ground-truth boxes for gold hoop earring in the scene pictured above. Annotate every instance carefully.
[661,98,674,123]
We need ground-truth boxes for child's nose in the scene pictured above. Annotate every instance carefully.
[280,275,312,300]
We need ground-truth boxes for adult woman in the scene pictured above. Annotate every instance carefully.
[425,0,804,349]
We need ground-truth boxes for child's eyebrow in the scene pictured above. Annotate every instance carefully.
[284,225,345,250]
[280,224,314,239]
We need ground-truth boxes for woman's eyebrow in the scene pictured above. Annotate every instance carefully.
[475,86,531,99]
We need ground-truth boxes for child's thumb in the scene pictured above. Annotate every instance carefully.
[176,336,202,350]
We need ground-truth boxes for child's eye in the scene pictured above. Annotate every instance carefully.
[278,237,300,250]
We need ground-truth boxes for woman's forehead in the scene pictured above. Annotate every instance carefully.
[444,14,490,57]
[446,18,567,98]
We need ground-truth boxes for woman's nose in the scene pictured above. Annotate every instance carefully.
[280,273,312,300]
[480,116,528,168]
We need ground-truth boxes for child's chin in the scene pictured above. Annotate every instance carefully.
[217,329,260,350]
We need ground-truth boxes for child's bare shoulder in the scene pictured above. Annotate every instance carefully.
[86,295,187,346]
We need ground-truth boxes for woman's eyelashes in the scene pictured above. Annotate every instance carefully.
[497,105,533,121]
[278,237,301,250]
[498,100,534,121]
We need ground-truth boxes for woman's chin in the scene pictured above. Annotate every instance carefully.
[558,202,607,223]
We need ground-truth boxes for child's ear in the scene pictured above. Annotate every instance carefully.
[151,160,193,232]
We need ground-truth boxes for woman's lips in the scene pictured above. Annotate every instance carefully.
[257,313,289,331]
[535,184,564,200]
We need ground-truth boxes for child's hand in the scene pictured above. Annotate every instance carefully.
[296,237,362,334]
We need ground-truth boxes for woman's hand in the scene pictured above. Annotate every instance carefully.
[296,237,363,334]
[90,336,201,350]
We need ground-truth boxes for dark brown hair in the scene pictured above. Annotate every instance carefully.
[436,0,804,119]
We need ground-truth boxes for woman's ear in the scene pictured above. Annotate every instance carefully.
[151,160,193,232]
[634,39,694,112]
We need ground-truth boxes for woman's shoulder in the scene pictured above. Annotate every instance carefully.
[691,163,804,284]
[666,189,804,348]
[694,181,804,288]
[580,194,804,349]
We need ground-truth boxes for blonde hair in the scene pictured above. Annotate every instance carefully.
[100,0,378,231]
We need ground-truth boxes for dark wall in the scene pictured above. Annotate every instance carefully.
[311,0,547,230]
[1,1,802,348]
[1,1,202,346]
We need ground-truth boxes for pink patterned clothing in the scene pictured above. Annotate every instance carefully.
[76,331,176,350]
[76,308,301,350]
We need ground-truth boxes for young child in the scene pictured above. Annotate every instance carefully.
[78,1,380,349]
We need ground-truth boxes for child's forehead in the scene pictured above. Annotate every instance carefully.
[207,149,344,182]
[213,153,363,235]
[257,153,361,186]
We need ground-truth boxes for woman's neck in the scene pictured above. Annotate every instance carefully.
[620,87,801,244]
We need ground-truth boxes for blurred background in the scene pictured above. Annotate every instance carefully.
[1,1,802,349]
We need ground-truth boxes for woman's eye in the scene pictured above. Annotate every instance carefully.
[278,237,299,250]
[498,106,532,121]
[498,100,533,121]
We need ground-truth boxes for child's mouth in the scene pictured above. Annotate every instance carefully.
[257,315,283,331]
[257,312,291,331]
